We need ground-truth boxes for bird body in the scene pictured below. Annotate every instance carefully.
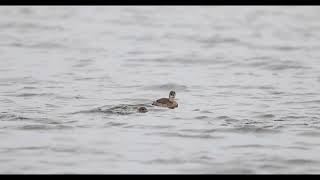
[152,91,178,109]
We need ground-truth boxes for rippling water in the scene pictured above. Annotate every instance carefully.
[1,6,320,174]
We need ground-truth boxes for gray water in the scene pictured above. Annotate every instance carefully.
[1,6,320,174]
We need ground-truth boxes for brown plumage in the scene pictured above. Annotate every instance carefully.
[152,91,178,109]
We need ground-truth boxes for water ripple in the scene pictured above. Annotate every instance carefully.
[143,83,188,92]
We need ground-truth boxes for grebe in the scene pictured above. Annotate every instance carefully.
[152,91,178,109]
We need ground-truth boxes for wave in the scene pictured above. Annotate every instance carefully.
[143,83,188,92]
[73,103,154,115]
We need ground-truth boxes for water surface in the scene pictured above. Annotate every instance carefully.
[1,6,320,174]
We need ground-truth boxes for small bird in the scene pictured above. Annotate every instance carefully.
[152,91,178,109]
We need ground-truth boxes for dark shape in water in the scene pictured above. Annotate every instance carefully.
[95,104,152,115]
[138,107,148,113]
